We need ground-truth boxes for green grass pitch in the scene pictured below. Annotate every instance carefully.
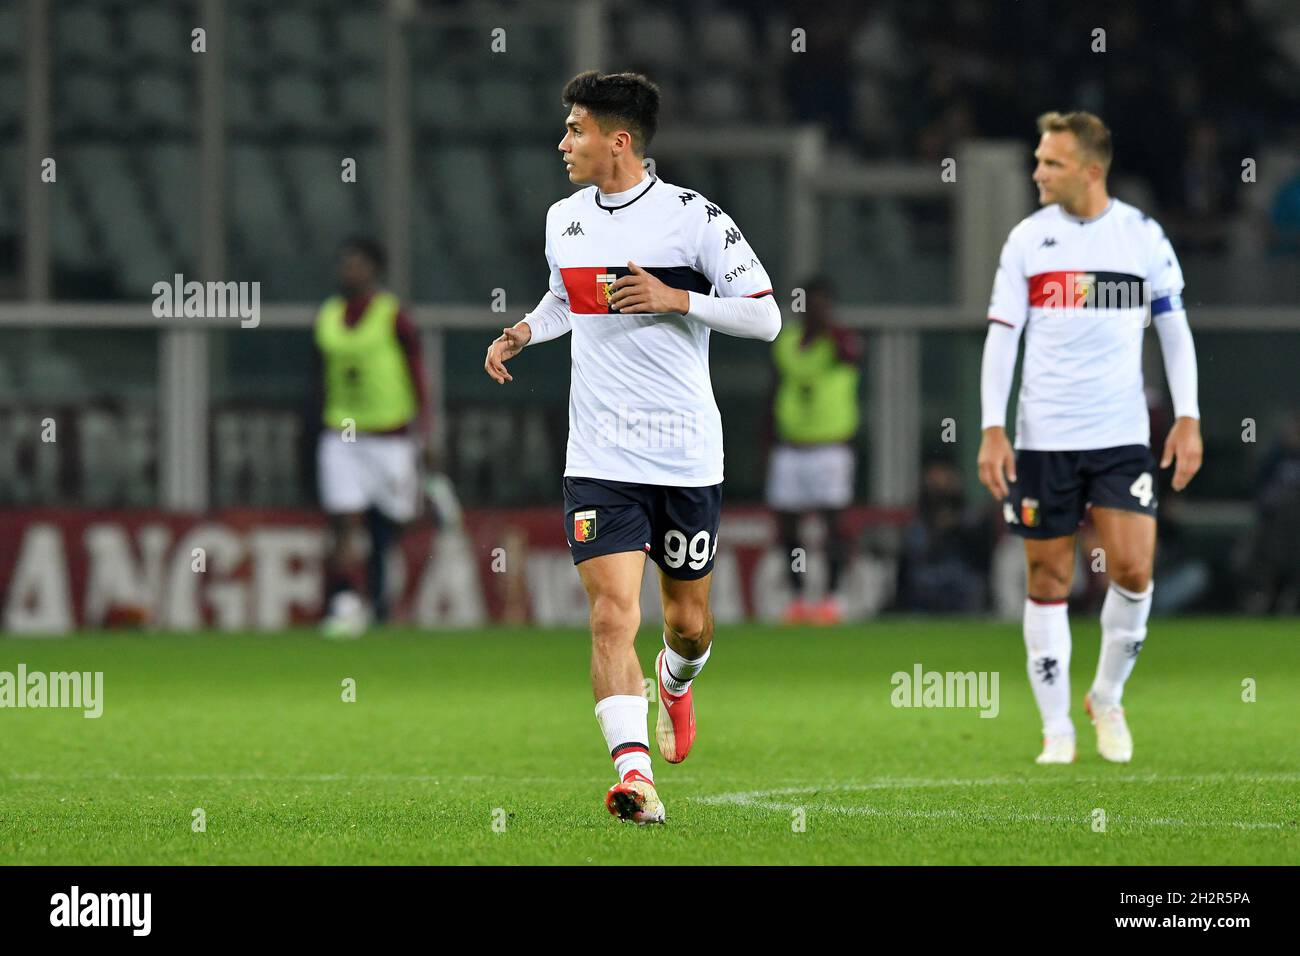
[1,618,1296,865]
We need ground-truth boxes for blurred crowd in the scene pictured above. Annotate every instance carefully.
[606,0,1300,253]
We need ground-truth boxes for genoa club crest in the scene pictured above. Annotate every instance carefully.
[574,509,597,542]
[1021,497,1040,528]
[596,273,617,311]
[1073,272,1096,306]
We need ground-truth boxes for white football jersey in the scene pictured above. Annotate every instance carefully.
[543,173,774,486]
[988,198,1186,450]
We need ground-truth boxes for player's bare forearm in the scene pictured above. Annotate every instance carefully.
[1161,416,1203,492]
[977,426,1017,500]
[483,321,531,384]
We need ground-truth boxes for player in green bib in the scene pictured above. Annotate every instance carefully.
[765,276,862,624]
[313,238,433,637]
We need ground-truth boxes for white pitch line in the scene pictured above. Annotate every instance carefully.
[695,771,1300,804]
[3,771,715,786]
[4,772,563,784]
[698,798,1289,830]
[694,774,1300,831]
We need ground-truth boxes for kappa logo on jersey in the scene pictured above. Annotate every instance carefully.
[724,258,759,283]
[678,191,697,205]
[1040,237,1057,248]
[574,509,597,542]
[723,227,743,249]
[563,221,584,237]
[704,202,722,222]
[1021,497,1041,527]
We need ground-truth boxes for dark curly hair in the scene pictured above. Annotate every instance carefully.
[339,236,386,274]
[561,70,660,156]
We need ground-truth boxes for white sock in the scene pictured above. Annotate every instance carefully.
[661,635,710,697]
[1091,582,1153,706]
[594,695,652,781]
[1024,598,1073,738]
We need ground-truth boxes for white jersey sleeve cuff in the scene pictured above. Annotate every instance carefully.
[522,291,571,345]
[684,291,781,341]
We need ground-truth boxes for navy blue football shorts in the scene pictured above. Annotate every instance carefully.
[563,476,722,580]
[1002,444,1158,539]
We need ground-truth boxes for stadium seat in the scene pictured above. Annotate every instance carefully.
[266,72,330,131]
[412,75,464,131]
[51,179,97,272]
[125,70,194,133]
[56,5,116,68]
[120,229,181,299]
[476,77,535,132]
[0,5,21,63]
[621,9,686,73]
[690,76,748,123]
[411,200,461,302]
[285,145,364,256]
[337,9,383,67]
[224,73,267,135]
[57,71,119,130]
[228,144,296,258]
[142,144,198,264]
[723,161,783,271]
[123,5,191,68]
[66,145,173,297]
[266,9,328,71]
[696,10,755,70]
[503,146,560,232]
[0,144,19,236]
[345,144,383,226]
[337,71,382,130]
[0,68,23,134]
[495,22,557,72]
[226,6,263,70]
[428,146,501,263]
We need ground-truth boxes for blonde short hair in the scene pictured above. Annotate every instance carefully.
[1037,111,1112,174]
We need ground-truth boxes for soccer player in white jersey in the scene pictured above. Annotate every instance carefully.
[483,72,780,823]
[977,111,1203,765]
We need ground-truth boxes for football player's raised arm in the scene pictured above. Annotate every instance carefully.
[686,200,781,341]
[1149,237,1199,420]
[980,235,1029,430]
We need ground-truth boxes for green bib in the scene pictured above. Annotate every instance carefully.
[315,292,417,432]
[772,322,860,443]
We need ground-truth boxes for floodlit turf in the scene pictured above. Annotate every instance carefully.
[1,619,1296,865]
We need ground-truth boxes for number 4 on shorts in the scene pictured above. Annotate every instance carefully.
[1129,472,1154,507]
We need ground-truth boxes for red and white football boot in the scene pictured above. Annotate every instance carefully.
[605,769,665,825]
[655,649,697,764]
